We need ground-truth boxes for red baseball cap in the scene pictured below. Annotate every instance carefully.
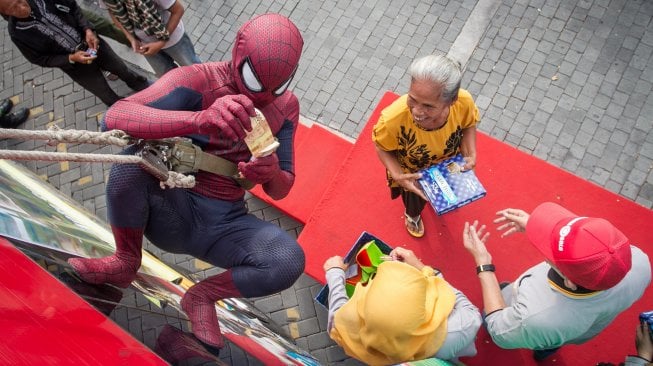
[526,202,632,290]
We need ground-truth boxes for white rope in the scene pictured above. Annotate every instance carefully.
[0,126,196,189]
[0,126,132,147]
[160,171,196,189]
[0,150,142,164]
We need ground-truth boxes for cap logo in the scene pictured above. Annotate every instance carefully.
[558,217,586,251]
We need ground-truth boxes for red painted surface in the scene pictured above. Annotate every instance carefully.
[0,237,168,366]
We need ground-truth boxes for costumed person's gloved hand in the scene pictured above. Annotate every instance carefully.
[238,153,281,184]
[196,95,255,140]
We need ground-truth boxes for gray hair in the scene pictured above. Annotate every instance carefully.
[409,54,462,103]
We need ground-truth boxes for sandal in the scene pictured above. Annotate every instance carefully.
[404,213,424,238]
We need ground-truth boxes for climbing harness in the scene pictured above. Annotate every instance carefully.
[0,126,253,189]
[136,137,254,189]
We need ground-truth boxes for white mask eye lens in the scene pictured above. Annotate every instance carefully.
[241,60,263,92]
[274,66,297,96]
[273,76,292,96]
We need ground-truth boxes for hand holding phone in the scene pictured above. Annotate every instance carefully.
[636,311,653,362]
[71,49,96,64]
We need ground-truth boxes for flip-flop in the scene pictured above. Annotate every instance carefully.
[404,213,424,238]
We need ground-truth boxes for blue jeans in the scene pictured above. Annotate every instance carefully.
[145,32,202,76]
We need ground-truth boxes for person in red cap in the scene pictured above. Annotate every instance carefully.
[462,202,651,361]
[67,13,305,349]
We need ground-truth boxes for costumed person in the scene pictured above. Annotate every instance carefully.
[324,247,482,365]
[462,202,651,361]
[1,0,150,106]
[103,0,201,77]
[67,13,305,349]
[372,54,480,238]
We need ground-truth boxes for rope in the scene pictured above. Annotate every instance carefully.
[0,150,143,164]
[161,171,196,189]
[0,126,132,147]
[0,126,196,189]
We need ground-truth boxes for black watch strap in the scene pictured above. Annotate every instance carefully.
[476,264,496,274]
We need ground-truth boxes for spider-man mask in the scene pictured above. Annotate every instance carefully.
[231,13,304,107]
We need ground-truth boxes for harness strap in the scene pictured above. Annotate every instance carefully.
[196,150,255,190]
[169,142,254,190]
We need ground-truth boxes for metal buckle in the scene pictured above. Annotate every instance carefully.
[134,137,204,181]
[135,140,172,181]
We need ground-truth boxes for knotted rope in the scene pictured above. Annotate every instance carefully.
[0,126,195,189]
[0,125,133,146]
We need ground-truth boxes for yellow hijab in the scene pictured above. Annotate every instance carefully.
[330,261,456,365]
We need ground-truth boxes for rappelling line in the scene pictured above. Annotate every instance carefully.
[0,149,143,164]
[0,125,133,146]
[0,126,196,189]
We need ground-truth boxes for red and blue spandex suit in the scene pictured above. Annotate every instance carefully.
[68,14,305,349]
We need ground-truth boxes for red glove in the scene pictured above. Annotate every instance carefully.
[196,95,254,140]
[238,153,281,184]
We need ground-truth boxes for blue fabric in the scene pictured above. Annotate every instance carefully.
[145,86,207,147]
[106,159,304,297]
[104,59,304,297]
[275,118,294,172]
[147,86,203,111]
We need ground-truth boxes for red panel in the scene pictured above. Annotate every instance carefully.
[0,237,168,366]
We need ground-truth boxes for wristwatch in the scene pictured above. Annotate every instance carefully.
[476,264,496,274]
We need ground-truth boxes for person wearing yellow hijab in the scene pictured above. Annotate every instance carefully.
[324,247,482,365]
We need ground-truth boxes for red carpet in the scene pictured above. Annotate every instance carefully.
[249,122,352,222]
[252,92,653,365]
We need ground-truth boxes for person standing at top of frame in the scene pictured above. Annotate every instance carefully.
[103,0,201,77]
[372,54,480,238]
[1,0,150,106]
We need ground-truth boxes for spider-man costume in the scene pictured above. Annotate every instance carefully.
[68,13,305,348]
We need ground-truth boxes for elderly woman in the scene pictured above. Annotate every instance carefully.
[372,54,480,237]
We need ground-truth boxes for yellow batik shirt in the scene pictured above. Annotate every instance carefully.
[372,89,480,188]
